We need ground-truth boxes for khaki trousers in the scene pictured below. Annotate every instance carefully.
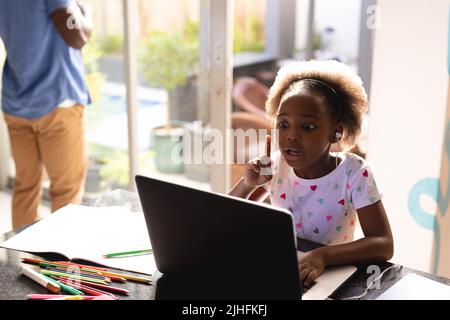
[3,105,88,229]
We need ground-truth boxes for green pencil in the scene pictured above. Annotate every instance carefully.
[103,249,153,258]
[40,270,109,285]
[43,275,84,296]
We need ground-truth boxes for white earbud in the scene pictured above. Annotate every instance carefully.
[335,132,342,140]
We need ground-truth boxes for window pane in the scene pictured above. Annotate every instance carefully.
[135,0,211,190]
[294,0,361,69]
[84,0,129,196]
[234,0,266,54]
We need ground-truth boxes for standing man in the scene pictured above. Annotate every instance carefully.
[0,0,93,228]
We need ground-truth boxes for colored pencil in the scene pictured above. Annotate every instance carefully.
[103,249,153,258]
[41,270,110,285]
[39,262,127,283]
[22,258,108,271]
[50,277,104,296]
[45,267,111,281]
[44,268,111,282]
[41,264,126,282]
[55,277,130,295]
[55,278,118,299]
[47,295,86,300]
[60,279,117,299]
[21,265,61,294]
[56,261,108,271]
[46,295,115,300]
[27,294,97,300]
[39,262,103,275]
[22,258,146,284]
[43,275,84,295]
[98,271,152,284]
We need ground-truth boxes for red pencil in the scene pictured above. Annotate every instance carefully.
[57,277,130,295]
[27,294,98,300]
[56,278,118,299]
[51,277,103,296]
[22,258,108,272]
[55,261,108,271]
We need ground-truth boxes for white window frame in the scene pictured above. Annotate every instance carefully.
[208,0,234,193]
[123,0,139,191]
[122,0,234,193]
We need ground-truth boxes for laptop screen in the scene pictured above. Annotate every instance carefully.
[135,175,301,299]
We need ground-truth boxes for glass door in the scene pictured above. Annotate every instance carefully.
[83,0,129,197]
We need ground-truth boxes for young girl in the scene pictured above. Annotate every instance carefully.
[229,60,393,288]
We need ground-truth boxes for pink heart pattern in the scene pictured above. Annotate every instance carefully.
[266,155,378,245]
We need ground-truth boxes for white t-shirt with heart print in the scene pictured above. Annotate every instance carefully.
[263,151,382,245]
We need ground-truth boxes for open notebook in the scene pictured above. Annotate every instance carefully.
[0,204,157,275]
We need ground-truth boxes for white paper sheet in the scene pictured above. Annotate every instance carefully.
[0,204,157,275]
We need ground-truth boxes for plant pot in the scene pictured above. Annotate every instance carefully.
[150,125,185,174]
[167,76,198,122]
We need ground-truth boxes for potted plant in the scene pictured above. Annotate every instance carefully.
[85,156,108,194]
[99,150,154,189]
[140,22,199,174]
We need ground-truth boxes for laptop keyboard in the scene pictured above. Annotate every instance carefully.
[301,281,317,295]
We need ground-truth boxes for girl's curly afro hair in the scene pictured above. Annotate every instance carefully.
[265,60,368,151]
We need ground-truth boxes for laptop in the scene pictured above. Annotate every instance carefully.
[135,175,356,300]
[376,273,450,300]
[298,253,357,300]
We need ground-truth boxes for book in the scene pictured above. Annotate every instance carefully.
[0,204,157,275]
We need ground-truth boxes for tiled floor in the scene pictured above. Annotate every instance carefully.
[0,191,50,234]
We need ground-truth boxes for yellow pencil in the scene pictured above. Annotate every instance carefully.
[99,271,151,284]
[46,295,85,300]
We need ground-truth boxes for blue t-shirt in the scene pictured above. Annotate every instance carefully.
[0,0,91,119]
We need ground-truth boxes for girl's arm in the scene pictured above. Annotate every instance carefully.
[229,179,270,201]
[322,200,393,264]
[228,135,273,200]
[228,177,258,199]
[300,200,394,286]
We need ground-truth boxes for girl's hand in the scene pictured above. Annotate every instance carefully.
[243,135,273,189]
[298,249,327,288]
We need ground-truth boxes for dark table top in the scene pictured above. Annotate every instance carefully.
[2,226,450,300]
